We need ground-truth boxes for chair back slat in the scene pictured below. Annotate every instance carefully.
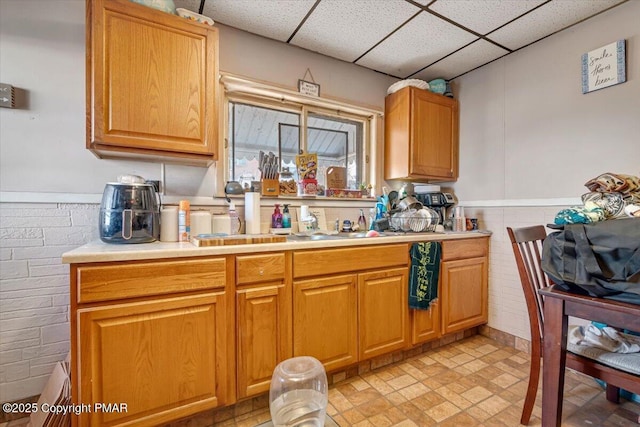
[507,226,551,344]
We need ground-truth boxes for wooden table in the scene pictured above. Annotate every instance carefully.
[538,285,640,427]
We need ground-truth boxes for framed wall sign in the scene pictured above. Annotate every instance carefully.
[298,79,320,97]
[581,40,626,94]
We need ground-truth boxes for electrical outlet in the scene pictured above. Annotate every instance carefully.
[0,83,15,108]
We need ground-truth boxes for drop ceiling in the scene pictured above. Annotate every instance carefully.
[174,0,627,82]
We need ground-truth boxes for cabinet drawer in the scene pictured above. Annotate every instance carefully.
[293,244,408,279]
[442,238,488,261]
[76,258,226,303]
[236,253,286,285]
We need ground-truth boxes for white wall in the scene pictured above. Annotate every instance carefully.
[454,0,640,340]
[453,0,640,202]
[0,0,396,198]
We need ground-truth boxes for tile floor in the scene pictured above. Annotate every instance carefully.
[166,335,640,427]
[4,335,639,427]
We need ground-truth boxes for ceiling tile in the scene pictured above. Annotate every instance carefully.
[411,39,509,81]
[290,0,420,63]
[175,0,317,42]
[356,12,477,78]
[428,0,546,35]
[488,0,626,50]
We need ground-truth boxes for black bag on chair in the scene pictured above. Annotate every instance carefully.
[541,218,640,303]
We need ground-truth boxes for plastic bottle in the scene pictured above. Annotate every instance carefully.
[358,209,367,231]
[229,203,240,235]
[178,200,190,242]
[282,204,291,229]
[271,204,283,229]
[369,208,376,230]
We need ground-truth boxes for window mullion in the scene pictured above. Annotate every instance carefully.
[300,105,309,154]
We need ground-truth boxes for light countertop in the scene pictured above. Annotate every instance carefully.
[62,230,491,264]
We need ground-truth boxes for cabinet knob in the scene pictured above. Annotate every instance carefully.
[259,268,264,275]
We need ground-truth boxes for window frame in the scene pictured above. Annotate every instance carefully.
[219,73,381,200]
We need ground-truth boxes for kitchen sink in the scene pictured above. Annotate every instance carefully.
[287,233,344,241]
[287,231,401,241]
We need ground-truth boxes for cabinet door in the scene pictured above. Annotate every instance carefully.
[293,275,358,372]
[89,0,218,162]
[77,293,228,427]
[237,284,291,398]
[358,268,408,360]
[441,257,488,335]
[410,89,458,180]
[410,301,440,345]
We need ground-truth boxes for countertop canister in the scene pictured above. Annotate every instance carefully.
[160,207,178,242]
[191,211,212,237]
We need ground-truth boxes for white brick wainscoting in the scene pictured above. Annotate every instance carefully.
[462,205,569,342]
[0,202,99,402]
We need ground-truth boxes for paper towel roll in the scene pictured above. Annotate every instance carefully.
[160,207,178,242]
[191,211,212,237]
[245,192,261,234]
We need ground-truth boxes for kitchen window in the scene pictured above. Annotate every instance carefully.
[221,74,379,196]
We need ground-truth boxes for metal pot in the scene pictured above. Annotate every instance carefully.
[397,195,423,211]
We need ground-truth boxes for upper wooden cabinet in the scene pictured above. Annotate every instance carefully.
[87,0,219,165]
[384,87,459,182]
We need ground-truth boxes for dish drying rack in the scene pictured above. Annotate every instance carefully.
[389,208,439,233]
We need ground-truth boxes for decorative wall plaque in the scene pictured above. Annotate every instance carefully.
[582,40,626,94]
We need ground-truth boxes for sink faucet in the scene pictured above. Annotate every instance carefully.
[302,212,319,231]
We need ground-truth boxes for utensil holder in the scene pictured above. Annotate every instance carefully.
[261,178,280,197]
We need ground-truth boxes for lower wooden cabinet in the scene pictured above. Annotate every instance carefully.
[69,238,488,426]
[358,268,409,360]
[410,301,440,345]
[410,237,489,344]
[236,284,291,398]
[293,274,358,372]
[77,292,229,427]
[439,238,489,335]
[441,256,488,335]
[235,253,291,399]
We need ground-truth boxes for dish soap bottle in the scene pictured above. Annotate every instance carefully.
[358,209,367,231]
[282,204,291,229]
[272,204,283,229]
[229,203,240,235]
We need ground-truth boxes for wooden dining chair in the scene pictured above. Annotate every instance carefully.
[507,226,550,424]
[507,225,640,425]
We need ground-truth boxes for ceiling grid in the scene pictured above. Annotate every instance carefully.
[176,0,627,81]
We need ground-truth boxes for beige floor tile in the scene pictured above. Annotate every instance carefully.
[490,372,520,389]
[349,378,371,392]
[385,391,409,406]
[362,374,395,395]
[424,401,461,423]
[387,374,418,390]
[153,335,640,427]
[476,395,512,417]
[397,382,430,400]
[461,385,493,404]
[392,419,419,427]
[434,385,473,410]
